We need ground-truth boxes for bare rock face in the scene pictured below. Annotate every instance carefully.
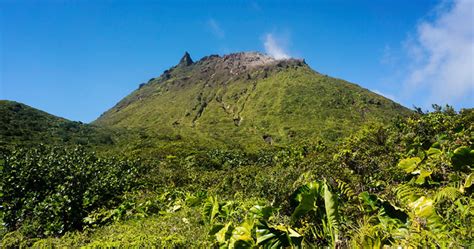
[208,52,304,73]
[178,52,194,67]
[192,52,306,79]
[222,52,277,68]
[153,52,306,85]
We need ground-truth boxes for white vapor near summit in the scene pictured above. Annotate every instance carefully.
[263,33,290,60]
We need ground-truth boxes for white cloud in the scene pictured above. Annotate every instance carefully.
[404,0,474,105]
[207,18,225,39]
[263,33,290,59]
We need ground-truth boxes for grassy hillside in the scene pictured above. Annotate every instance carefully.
[0,100,115,148]
[94,52,411,151]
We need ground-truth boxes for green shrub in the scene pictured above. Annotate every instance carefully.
[0,145,144,237]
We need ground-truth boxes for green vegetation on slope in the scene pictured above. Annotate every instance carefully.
[0,100,114,148]
[2,107,472,247]
[94,52,410,151]
[1,53,470,247]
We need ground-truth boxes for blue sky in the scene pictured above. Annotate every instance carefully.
[1,0,473,122]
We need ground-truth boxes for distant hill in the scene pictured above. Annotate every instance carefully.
[0,100,114,148]
[94,52,411,150]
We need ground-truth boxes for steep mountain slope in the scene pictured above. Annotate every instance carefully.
[94,52,411,149]
[0,100,114,148]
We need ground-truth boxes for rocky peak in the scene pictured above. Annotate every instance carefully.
[198,51,303,70]
[153,51,307,86]
[222,52,277,68]
[178,52,194,67]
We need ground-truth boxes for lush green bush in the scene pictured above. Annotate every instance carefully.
[334,108,474,247]
[2,107,472,247]
[0,145,144,238]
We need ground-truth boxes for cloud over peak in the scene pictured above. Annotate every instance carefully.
[263,33,290,59]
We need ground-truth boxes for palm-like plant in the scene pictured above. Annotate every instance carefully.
[289,179,340,248]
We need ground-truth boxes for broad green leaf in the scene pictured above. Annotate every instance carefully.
[203,196,221,224]
[464,173,473,189]
[365,187,408,222]
[379,200,408,223]
[290,181,321,220]
[409,196,445,232]
[413,169,432,185]
[256,221,302,247]
[256,225,279,246]
[231,239,253,249]
[211,198,220,221]
[291,181,321,203]
[229,223,254,248]
[426,147,441,157]
[323,181,339,247]
[409,196,434,218]
[398,157,421,173]
[451,146,474,170]
[249,205,273,221]
[215,222,233,244]
[359,191,378,211]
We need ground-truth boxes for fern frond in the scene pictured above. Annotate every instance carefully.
[434,186,461,202]
[336,179,357,200]
[395,184,423,205]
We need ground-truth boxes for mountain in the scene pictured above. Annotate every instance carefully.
[4,53,472,248]
[0,100,114,148]
[94,52,411,150]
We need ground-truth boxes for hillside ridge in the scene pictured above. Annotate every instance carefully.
[0,100,114,147]
[94,51,411,150]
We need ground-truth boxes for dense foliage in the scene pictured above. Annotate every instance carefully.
[0,146,144,241]
[1,107,472,247]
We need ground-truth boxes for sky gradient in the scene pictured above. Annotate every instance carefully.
[1,0,473,122]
